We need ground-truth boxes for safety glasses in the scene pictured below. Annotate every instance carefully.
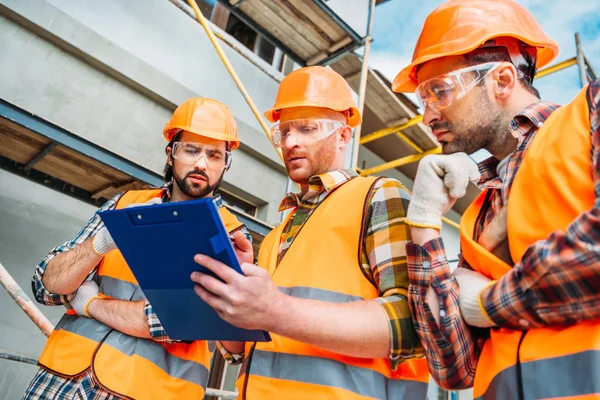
[270,119,344,148]
[415,62,502,111]
[172,142,231,170]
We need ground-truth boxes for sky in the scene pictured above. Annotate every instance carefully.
[369,0,600,107]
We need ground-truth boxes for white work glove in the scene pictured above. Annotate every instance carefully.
[92,197,162,256]
[407,153,480,230]
[70,281,101,318]
[453,268,497,328]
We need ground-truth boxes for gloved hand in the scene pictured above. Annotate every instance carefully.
[70,280,101,318]
[92,197,162,256]
[453,268,497,328]
[406,152,480,230]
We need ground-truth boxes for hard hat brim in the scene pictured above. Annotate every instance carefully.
[163,124,240,150]
[392,29,559,93]
[264,102,361,128]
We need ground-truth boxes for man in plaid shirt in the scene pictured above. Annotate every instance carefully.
[391,0,600,399]
[25,98,250,399]
[189,66,430,399]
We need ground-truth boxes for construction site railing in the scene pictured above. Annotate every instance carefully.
[0,261,239,399]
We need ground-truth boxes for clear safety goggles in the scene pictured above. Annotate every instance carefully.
[172,142,232,170]
[415,62,502,111]
[270,119,344,148]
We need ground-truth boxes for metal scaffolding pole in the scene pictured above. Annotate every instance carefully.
[535,57,577,79]
[184,0,283,162]
[575,33,587,88]
[0,261,54,337]
[359,147,441,176]
[350,0,376,169]
[360,115,423,145]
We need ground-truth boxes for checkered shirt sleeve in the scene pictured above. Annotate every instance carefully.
[31,193,123,306]
[406,239,481,389]
[364,178,425,370]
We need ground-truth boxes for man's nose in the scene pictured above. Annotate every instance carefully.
[281,132,299,150]
[194,155,209,170]
[423,104,442,127]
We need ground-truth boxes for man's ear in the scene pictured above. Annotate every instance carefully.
[167,147,173,167]
[494,63,518,100]
[338,126,353,149]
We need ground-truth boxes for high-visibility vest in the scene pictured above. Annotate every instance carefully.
[236,176,430,400]
[39,189,244,399]
[460,85,600,400]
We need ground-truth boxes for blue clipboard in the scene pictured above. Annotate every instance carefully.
[99,198,271,342]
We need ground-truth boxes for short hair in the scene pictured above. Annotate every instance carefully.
[461,38,540,98]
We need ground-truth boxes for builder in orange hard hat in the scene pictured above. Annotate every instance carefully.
[25,98,250,400]
[393,0,600,398]
[190,66,430,399]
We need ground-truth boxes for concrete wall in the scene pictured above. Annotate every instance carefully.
[0,171,96,399]
[0,0,288,224]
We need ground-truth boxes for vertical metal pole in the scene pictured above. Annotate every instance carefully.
[350,0,376,170]
[575,33,587,88]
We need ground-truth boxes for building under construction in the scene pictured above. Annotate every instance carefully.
[0,1,596,399]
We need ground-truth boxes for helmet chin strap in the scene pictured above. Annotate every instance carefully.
[479,38,538,84]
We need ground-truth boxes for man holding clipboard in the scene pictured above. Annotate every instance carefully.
[25,98,250,400]
[191,67,430,399]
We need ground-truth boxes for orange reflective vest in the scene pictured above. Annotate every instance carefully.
[460,86,600,400]
[236,176,430,400]
[39,189,244,399]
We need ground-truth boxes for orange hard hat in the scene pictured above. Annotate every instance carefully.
[265,66,361,127]
[163,98,240,150]
[392,0,559,93]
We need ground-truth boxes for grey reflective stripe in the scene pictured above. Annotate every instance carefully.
[57,313,112,342]
[249,350,427,400]
[99,275,146,301]
[58,314,209,389]
[476,350,600,400]
[102,331,209,388]
[278,286,364,303]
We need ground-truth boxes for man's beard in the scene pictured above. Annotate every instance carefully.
[173,168,224,199]
[437,95,508,155]
[284,134,337,184]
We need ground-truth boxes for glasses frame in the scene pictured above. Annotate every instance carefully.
[415,62,503,111]
[270,118,345,148]
[171,141,232,170]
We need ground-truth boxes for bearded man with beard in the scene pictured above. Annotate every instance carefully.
[26,98,250,400]
[189,66,430,400]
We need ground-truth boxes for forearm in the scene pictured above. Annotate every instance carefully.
[88,298,151,339]
[407,237,480,390]
[271,296,390,359]
[410,227,444,326]
[43,239,102,295]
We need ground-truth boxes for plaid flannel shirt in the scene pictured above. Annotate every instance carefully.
[219,170,424,368]
[407,81,600,390]
[24,369,120,400]
[32,183,250,343]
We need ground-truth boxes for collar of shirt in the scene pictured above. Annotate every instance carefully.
[278,169,358,212]
[159,181,223,207]
[477,100,560,189]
